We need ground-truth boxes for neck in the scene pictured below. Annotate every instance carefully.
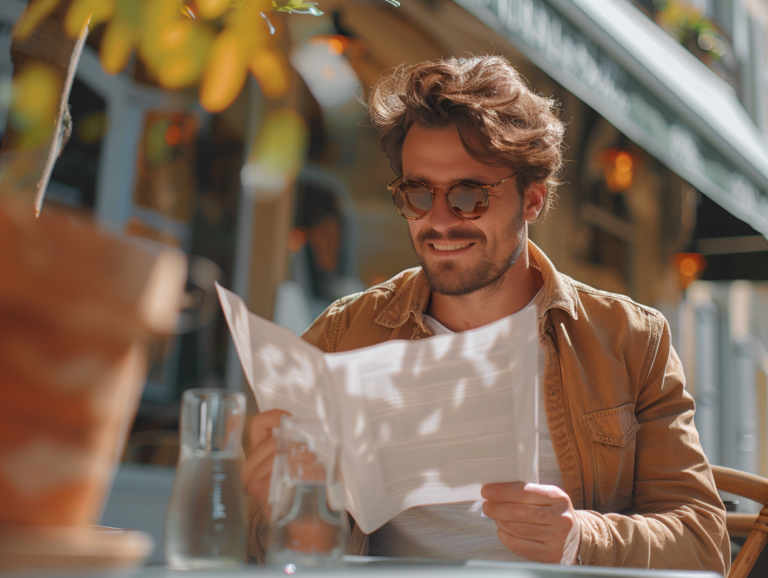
[425,244,543,332]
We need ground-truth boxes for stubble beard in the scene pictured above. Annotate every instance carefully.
[410,208,526,297]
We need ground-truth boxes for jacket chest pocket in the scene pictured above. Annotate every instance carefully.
[582,403,640,513]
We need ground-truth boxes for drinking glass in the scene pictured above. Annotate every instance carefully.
[266,415,349,570]
[165,388,248,570]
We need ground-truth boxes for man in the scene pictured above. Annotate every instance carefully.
[242,56,729,571]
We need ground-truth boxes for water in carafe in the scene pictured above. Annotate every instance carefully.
[165,452,246,568]
[267,481,347,568]
[165,389,248,570]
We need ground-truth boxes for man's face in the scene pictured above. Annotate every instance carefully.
[401,124,533,296]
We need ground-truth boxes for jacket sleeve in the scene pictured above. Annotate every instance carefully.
[301,308,335,352]
[301,294,358,353]
[576,312,730,572]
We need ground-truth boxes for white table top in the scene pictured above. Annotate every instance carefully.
[1,556,725,578]
[14,557,720,578]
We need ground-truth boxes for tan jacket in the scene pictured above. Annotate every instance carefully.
[296,241,730,572]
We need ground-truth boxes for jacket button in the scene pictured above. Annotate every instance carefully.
[550,390,556,396]
[352,539,358,546]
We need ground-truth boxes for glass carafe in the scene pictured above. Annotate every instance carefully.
[266,415,349,570]
[165,388,248,570]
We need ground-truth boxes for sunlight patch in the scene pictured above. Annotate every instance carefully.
[417,408,442,436]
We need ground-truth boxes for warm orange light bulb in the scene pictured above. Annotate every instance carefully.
[602,148,635,193]
[615,152,633,172]
[675,252,707,289]
[679,257,697,277]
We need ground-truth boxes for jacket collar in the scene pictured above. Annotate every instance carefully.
[528,241,579,321]
[373,267,431,329]
[373,240,578,329]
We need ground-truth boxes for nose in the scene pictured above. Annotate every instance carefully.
[426,187,464,232]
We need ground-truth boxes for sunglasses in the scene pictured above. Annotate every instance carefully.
[387,174,517,220]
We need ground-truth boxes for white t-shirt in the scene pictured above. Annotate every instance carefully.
[368,281,579,564]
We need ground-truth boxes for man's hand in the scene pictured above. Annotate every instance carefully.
[241,409,290,518]
[481,482,578,564]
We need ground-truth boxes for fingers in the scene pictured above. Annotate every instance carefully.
[242,409,289,512]
[243,449,278,489]
[494,520,564,542]
[242,438,277,485]
[249,409,290,449]
[482,498,569,522]
[496,528,563,564]
[247,436,278,471]
[242,444,279,516]
[481,483,576,563]
[493,514,572,545]
[481,482,566,505]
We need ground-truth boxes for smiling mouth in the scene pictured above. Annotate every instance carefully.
[429,242,474,251]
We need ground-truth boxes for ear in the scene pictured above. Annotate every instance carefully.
[522,182,546,222]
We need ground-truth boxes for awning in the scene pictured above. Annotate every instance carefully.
[454,0,768,239]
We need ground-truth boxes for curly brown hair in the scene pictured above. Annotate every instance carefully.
[368,55,565,222]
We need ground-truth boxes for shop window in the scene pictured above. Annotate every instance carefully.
[129,110,199,247]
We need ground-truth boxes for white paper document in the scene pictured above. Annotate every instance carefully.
[217,283,539,534]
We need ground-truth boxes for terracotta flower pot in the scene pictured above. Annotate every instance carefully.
[0,201,186,529]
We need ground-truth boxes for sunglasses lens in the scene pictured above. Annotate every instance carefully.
[447,183,487,219]
[395,182,432,218]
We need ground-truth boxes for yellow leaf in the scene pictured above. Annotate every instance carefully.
[224,6,267,54]
[9,64,62,148]
[230,0,272,12]
[11,65,60,123]
[90,0,116,28]
[248,48,290,99]
[143,0,178,36]
[139,0,179,72]
[13,0,61,41]
[242,108,308,194]
[99,0,141,74]
[64,0,93,38]
[64,0,114,38]
[195,0,230,20]
[157,24,214,89]
[100,18,138,74]
[251,109,308,166]
[157,19,194,52]
[199,29,248,112]
[158,53,198,89]
[115,0,140,25]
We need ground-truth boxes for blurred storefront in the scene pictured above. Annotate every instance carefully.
[5,0,766,420]
[3,0,768,560]
[4,0,768,471]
